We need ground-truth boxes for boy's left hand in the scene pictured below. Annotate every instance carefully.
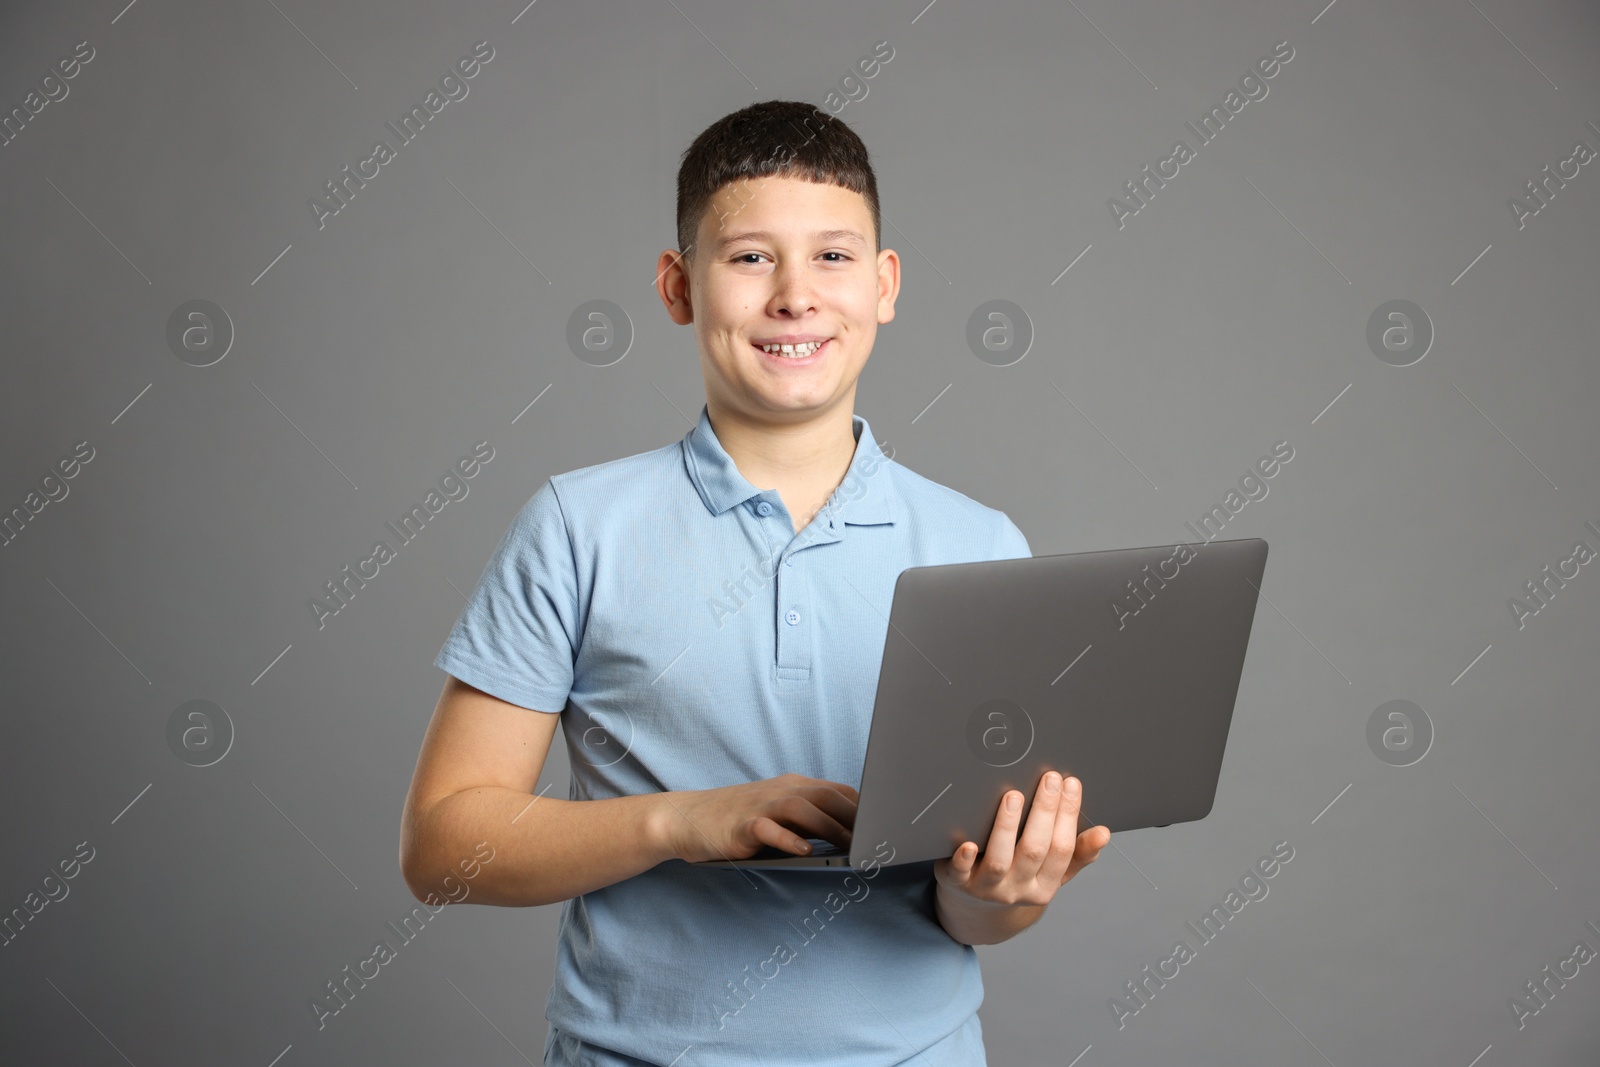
[934,771,1110,908]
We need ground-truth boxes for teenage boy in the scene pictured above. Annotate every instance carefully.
[400,100,1111,1067]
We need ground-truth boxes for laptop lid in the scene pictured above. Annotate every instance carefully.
[696,536,1267,870]
[849,536,1268,868]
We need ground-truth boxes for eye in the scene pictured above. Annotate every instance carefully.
[733,252,851,264]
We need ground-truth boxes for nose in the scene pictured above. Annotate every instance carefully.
[769,259,818,318]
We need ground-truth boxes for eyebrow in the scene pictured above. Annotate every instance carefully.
[713,229,867,254]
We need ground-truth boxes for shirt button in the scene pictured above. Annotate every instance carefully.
[784,557,793,567]
[785,609,801,625]
[756,501,774,516]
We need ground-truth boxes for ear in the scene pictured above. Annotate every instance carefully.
[876,248,901,325]
[657,249,695,325]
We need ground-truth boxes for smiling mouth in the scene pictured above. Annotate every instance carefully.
[753,339,830,360]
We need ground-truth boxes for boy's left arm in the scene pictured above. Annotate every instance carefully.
[933,771,1111,946]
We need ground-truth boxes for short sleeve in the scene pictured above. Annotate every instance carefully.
[992,513,1032,561]
[434,478,580,713]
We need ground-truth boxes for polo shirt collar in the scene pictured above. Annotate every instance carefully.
[682,403,895,527]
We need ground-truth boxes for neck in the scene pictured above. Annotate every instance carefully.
[704,398,858,493]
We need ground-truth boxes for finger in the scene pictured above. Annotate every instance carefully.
[798,783,860,831]
[749,816,815,856]
[791,775,861,807]
[980,788,1025,879]
[1058,826,1110,885]
[946,840,980,883]
[1014,771,1066,882]
[767,795,854,850]
[1036,774,1082,887]
[817,778,862,806]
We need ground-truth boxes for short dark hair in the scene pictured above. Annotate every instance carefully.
[675,100,881,265]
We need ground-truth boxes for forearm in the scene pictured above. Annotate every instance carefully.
[935,883,1046,946]
[403,786,676,908]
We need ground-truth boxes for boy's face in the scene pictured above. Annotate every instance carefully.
[658,174,900,428]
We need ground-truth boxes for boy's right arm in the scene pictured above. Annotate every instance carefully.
[399,676,858,908]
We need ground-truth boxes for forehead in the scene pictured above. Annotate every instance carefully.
[702,174,871,247]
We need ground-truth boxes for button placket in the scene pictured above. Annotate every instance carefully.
[773,544,811,678]
[771,503,845,682]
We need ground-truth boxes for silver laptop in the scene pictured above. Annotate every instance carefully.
[695,536,1268,870]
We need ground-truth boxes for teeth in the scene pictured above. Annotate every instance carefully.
[760,340,825,357]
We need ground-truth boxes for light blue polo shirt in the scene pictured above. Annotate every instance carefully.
[434,402,1031,1067]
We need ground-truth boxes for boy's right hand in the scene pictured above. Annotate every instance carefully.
[658,773,858,863]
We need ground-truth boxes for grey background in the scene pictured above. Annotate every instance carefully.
[2,0,1598,1064]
